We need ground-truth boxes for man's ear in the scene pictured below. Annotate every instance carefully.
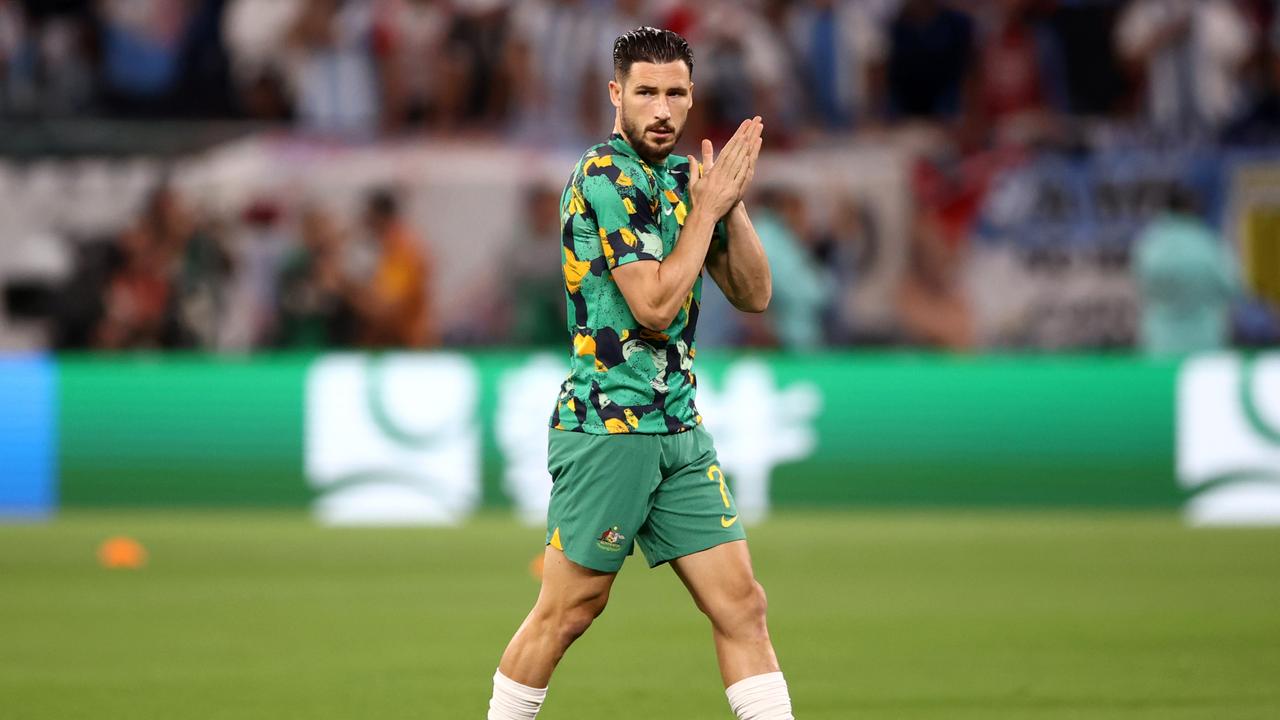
[609,79,622,108]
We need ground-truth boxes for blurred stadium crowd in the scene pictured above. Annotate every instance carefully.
[1,0,1278,353]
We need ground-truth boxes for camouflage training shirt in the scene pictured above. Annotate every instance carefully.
[549,133,719,435]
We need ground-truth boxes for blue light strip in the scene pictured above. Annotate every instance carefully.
[0,355,56,519]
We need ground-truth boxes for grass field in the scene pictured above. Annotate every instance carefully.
[2,511,1279,719]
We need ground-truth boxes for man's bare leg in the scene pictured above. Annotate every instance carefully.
[671,540,794,719]
[488,547,616,719]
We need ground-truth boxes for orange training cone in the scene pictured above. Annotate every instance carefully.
[98,537,147,569]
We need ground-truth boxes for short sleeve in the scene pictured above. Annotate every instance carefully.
[580,158,664,269]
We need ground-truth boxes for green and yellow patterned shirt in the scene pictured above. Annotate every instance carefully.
[550,133,718,435]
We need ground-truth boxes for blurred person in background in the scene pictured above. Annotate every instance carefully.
[95,222,172,349]
[754,187,833,351]
[218,198,290,351]
[1133,186,1239,356]
[689,1,793,142]
[52,238,114,349]
[158,185,236,349]
[0,0,37,114]
[812,193,875,344]
[372,0,451,133]
[1225,9,1280,144]
[347,188,435,348]
[275,205,354,348]
[0,0,95,117]
[169,0,236,117]
[1044,0,1128,116]
[1116,0,1254,137]
[88,183,223,350]
[506,0,611,146]
[0,1,21,107]
[897,206,975,351]
[784,0,887,132]
[505,184,567,347]
[97,0,194,116]
[971,0,1068,146]
[887,0,976,121]
[287,0,380,136]
[222,0,301,121]
[438,0,512,132]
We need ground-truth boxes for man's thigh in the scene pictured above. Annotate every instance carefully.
[667,537,758,609]
[535,543,619,611]
[545,429,660,573]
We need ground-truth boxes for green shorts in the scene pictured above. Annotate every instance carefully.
[545,424,746,573]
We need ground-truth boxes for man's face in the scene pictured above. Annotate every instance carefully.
[610,61,692,164]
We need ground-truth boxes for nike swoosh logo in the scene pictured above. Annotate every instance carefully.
[721,515,739,528]
[663,206,674,216]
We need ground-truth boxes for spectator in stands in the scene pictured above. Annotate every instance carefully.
[1045,0,1128,116]
[679,1,796,144]
[784,0,887,131]
[1133,186,1239,356]
[286,0,380,136]
[348,188,435,348]
[0,0,95,117]
[170,0,236,117]
[811,194,875,345]
[124,184,236,349]
[506,184,566,346]
[1116,0,1254,137]
[972,0,1068,146]
[222,0,300,121]
[219,199,290,350]
[438,0,512,131]
[1225,10,1280,144]
[0,0,34,114]
[370,0,450,133]
[97,0,194,116]
[755,188,834,351]
[275,206,354,348]
[887,0,975,120]
[95,222,172,349]
[506,0,608,145]
[897,206,975,351]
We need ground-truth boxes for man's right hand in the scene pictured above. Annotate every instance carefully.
[688,117,764,221]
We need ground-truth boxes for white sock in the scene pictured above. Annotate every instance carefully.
[725,671,794,719]
[487,670,547,720]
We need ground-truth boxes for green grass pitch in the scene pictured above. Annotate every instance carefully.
[2,510,1279,719]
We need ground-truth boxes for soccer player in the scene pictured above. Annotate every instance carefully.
[487,27,792,720]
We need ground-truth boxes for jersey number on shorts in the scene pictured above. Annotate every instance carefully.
[708,465,738,528]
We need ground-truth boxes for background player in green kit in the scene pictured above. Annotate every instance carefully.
[486,27,794,720]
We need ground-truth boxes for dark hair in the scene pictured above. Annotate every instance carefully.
[1165,184,1199,215]
[367,188,399,219]
[612,27,693,79]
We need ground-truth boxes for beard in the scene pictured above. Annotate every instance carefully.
[620,112,683,165]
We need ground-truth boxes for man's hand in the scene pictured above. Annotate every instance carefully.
[610,117,764,331]
[699,117,771,315]
[688,117,763,221]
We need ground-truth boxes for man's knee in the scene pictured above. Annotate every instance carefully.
[536,591,609,647]
[560,595,607,643]
[703,579,769,638]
